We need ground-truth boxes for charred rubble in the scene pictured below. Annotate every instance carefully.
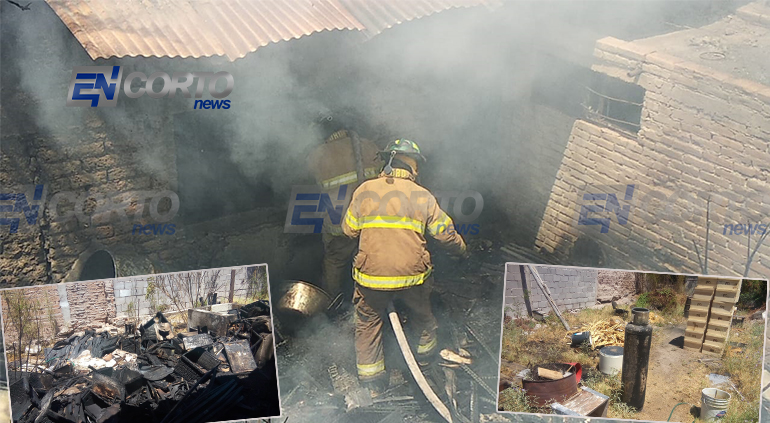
[274,247,515,423]
[8,301,279,423]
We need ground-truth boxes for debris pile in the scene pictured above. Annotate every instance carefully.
[7,301,279,423]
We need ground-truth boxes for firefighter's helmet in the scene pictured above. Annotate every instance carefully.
[379,139,427,162]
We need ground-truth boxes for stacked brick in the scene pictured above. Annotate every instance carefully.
[702,279,742,355]
[684,279,716,352]
[684,277,742,354]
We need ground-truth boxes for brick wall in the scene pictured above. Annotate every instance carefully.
[65,280,115,325]
[504,264,598,319]
[535,26,770,278]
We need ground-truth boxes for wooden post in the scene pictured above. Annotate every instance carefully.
[527,265,571,331]
[228,269,236,303]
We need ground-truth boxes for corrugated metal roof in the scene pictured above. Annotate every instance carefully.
[340,0,497,35]
[45,0,495,62]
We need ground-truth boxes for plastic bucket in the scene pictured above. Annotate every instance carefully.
[571,331,593,348]
[598,346,623,375]
[701,388,730,420]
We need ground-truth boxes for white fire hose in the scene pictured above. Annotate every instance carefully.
[388,306,453,423]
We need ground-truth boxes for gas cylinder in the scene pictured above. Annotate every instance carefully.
[621,307,653,410]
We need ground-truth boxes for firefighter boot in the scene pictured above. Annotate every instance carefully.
[362,375,389,399]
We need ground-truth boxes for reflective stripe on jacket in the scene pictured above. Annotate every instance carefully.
[309,130,380,191]
[308,130,381,235]
[342,168,467,290]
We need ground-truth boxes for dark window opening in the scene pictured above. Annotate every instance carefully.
[583,73,645,135]
[531,52,594,119]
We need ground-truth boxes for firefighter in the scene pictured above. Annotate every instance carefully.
[341,139,468,396]
[307,112,381,302]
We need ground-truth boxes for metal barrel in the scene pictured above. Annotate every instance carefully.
[621,307,653,410]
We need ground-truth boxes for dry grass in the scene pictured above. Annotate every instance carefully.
[500,305,643,418]
[712,318,764,423]
[500,297,764,421]
[498,386,533,413]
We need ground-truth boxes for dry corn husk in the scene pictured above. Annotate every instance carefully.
[649,312,664,324]
[567,319,625,349]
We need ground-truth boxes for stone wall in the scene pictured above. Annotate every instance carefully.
[504,264,598,318]
[596,270,637,302]
[0,4,181,286]
[0,4,323,286]
[535,27,770,278]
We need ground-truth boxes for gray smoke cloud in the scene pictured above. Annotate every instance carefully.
[1,0,747,228]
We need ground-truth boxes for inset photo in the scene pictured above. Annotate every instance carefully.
[0,315,8,423]
[1,264,280,423]
[499,263,768,422]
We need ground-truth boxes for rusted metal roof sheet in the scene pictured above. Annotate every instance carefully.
[45,0,495,62]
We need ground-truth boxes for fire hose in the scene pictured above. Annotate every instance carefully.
[388,305,453,423]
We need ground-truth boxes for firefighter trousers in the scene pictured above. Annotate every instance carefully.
[353,276,439,382]
[321,232,358,298]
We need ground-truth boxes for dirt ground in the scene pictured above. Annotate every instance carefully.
[636,324,707,422]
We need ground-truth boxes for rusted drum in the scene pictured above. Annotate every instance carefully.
[521,363,578,407]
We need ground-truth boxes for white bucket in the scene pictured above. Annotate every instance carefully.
[701,388,731,420]
[598,346,623,375]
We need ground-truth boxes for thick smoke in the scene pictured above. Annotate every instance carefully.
[2,0,754,242]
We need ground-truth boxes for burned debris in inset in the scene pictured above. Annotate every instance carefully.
[6,301,279,423]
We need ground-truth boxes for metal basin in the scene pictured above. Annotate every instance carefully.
[276,281,332,319]
[521,363,578,407]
